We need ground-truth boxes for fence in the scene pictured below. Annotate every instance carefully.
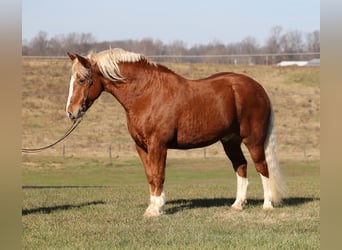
[22,136,318,163]
[23,52,320,65]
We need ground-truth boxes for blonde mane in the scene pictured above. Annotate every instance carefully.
[72,48,156,82]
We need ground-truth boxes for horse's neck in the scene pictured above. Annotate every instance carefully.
[103,63,156,110]
[104,62,182,112]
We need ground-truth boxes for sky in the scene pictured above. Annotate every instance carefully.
[22,0,320,46]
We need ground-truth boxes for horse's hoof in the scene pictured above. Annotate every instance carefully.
[143,206,162,217]
[231,199,247,211]
[231,204,243,211]
[262,204,274,210]
[144,213,158,218]
[143,211,161,218]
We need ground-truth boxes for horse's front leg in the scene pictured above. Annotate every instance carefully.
[135,144,167,217]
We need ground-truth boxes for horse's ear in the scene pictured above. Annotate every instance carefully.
[67,52,76,61]
[75,54,91,69]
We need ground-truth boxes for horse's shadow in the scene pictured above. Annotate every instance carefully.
[164,197,319,215]
[22,200,105,216]
[22,197,319,216]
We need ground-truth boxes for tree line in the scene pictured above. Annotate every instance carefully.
[22,26,319,64]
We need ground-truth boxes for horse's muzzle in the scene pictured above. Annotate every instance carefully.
[67,107,84,121]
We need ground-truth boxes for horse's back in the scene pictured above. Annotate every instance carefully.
[193,72,270,116]
[201,72,270,110]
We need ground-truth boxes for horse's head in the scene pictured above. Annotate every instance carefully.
[66,52,103,121]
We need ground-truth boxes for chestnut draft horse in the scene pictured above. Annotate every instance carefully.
[66,48,286,217]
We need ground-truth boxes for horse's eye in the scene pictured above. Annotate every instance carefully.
[78,79,86,85]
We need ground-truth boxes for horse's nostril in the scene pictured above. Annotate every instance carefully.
[68,111,74,119]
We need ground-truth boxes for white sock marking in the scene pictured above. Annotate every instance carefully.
[232,174,248,209]
[260,174,273,209]
[144,192,166,217]
[150,192,166,207]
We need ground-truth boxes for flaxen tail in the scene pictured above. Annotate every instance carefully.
[264,105,287,205]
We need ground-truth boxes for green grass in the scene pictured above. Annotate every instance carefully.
[284,73,320,87]
[279,67,320,87]
[22,157,319,249]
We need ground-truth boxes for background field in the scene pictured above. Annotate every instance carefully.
[22,59,320,161]
[22,59,320,249]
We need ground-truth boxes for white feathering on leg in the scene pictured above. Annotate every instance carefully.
[144,192,166,217]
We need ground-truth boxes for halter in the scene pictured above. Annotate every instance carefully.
[80,70,93,114]
[22,70,94,153]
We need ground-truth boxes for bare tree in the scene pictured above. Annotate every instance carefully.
[239,36,260,64]
[29,31,49,55]
[203,40,229,63]
[265,26,283,64]
[78,33,96,53]
[266,26,283,53]
[137,38,163,55]
[306,30,320,53]
[48,35,65,55]
[280,30,304,60]
[23,28,320,64]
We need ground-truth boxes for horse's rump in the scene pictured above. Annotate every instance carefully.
[172,72,270,149]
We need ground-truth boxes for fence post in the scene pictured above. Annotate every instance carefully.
[109,144,112,161]
[303,143,307,161]
[62,144,65,159]
[203,148,207,160]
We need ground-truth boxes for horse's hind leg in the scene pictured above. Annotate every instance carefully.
[244,143,273,210]
[221,137,248,210]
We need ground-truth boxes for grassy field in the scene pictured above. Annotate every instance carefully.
[22,59,320,249]
[22,157,319,249]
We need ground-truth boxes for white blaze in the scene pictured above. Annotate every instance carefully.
[66,75,75,115]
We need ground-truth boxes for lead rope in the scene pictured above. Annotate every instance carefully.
[21,118,82,153]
